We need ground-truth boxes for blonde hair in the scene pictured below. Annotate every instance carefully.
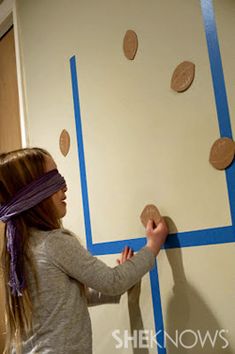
[0,147,62,354]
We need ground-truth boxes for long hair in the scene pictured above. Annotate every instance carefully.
[0,147,63,354]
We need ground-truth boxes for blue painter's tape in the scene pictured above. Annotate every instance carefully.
[90,226,235,256]
[226,162,235,226]
[70,56,93,251]
[91,237,147,255]
[200,0,232,138]
[150,264,166,354]
[164,225,235,249]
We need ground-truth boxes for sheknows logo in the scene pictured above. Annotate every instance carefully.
[112,329,229,349]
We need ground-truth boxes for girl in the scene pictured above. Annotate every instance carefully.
[0,147,168,354]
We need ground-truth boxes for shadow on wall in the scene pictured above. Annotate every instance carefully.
[164,218,232,354]
[128,281,149,354]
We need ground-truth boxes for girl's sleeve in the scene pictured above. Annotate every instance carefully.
[44,228,156,296]
[85,287,121,306]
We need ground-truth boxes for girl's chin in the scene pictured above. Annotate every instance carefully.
[57,203,67,218]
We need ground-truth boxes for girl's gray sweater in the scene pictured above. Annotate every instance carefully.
[18,227,156,353]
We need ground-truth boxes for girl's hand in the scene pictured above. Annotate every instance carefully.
[116,246,134,265]
[146,218,168,256]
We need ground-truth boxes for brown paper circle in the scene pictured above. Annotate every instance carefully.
[140,204,162,228]
[209,137,235,170]
[123,30,138,60]
[171,61,195,92]
[59,129,70,156]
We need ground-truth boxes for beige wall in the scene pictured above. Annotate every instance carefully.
[16,0,235,352]
[0,0,13,37]
[0,0,13,22]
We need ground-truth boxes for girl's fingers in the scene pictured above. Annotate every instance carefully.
[118,246,134,264]
[118,248,125,265]
[123,246,128,262]
[121,247,126,263]
[121,248,126,263]
[127,247,133,258]
[124,246,129,256]
[146,219,153,231]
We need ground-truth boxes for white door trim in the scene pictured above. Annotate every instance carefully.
[13,0,29,147]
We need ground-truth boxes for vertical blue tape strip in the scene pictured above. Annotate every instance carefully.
[150,263,166,354]
[200,0,232,138]
[200,0,235,225]
[70,56,93,251]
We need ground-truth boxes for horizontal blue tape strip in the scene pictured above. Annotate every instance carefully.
[90,225,234,256]
[164,225,235,249]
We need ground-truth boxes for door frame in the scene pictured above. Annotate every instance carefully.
[0,0,28,147]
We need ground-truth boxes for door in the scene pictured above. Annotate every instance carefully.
[0,26,22,353]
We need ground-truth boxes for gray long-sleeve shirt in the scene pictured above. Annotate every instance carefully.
[17,227,156,354]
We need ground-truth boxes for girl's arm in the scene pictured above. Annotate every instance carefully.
[44,228,160,296]
[85,287,121,307]
[85,246,133,306]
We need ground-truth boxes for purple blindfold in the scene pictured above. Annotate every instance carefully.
[0,168,66,296]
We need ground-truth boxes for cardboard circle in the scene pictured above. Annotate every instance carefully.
[123,30,138,60]
[140,204,162,228]
[59,129,70,156]
[209,137,235,170]
[171,61,195,92]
